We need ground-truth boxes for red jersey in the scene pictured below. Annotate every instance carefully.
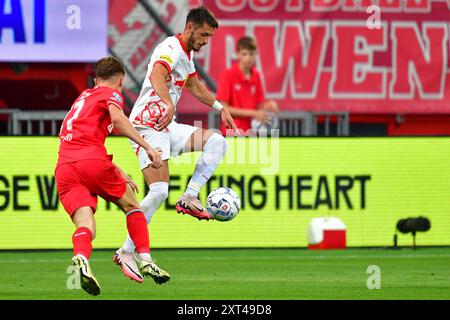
[216,63,265,134]
[57,86,124,166]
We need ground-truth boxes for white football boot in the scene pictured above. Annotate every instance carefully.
[113,248,144,283]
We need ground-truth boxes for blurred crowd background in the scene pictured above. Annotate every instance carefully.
[1,0,450,137]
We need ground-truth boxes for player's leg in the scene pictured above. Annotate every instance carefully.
[70,206,101,296]
[183,128,227,196]
[117,128,170,258]
[114,184,170,284]
[71,206,96,259]
[119,160,169,255]
[55,162,101,296]
[173,125,227,220]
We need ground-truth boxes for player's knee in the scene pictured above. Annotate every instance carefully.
[141,182,168,210]
[207,132,227,156]
[149,182,169,204]
[140,182,168,223]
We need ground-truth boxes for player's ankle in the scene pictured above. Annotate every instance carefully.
[184,186,199,197]
[138,252,152,262]
[120,244,135,254]
[74,253,89,261]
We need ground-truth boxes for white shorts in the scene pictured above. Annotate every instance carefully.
[130,120,198,170]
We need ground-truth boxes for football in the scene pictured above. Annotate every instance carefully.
[206,187,241,221]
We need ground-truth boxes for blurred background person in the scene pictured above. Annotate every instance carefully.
[215,36,279,136]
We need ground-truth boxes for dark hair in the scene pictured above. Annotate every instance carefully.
[95,56,125,80]
[237,36,257,52]
[186,6,219,29]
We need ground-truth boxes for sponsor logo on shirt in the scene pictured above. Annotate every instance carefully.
[159,55,174,64]
[81,91,91,99]
[61,133,73,142]
[112,92,123,104]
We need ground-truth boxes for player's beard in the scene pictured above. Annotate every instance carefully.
[189,35,202,52]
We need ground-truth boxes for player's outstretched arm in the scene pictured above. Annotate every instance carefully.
[185,75,216,106]
[185,76,239,132]
[108,104,162,168]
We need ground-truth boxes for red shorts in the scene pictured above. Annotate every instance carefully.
[55,159,127,216]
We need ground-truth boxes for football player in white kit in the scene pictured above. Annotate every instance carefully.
[113,7,238,282]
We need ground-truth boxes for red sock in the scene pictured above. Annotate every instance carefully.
[126,209,150,254]
[72,227,92,259]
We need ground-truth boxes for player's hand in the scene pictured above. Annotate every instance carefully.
[126,178,139,194]
[146,147,162,169]
[263,100,279,114]
[220,108,240,135]
[255,109,270,123]
[155,103,175,131]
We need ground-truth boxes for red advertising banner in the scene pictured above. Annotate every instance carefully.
[200,0,450,114]
[109,0,450,114]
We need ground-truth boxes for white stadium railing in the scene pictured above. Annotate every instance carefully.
[208,111,350,136]
[1,110,349,136]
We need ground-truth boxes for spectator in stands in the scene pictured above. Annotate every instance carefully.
[216,36,279,135]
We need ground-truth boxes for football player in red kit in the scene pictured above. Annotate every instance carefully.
[55,57,170,296]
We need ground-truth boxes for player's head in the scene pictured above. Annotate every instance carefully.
[236,36,258,70]
[184,6,218,52]
[94,56,126,92]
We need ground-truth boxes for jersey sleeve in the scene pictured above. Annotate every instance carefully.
[106,90,124,111]
[216,70,232,103]
[152,41,182,74]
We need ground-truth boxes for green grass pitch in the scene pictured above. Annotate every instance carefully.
[0,248,449,300]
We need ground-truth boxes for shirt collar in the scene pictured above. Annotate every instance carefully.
[233,63,255,83]
[176,33,191,59]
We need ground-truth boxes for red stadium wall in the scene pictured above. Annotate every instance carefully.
[352,114,450,136]
[0,63,93,110]
[200,0,450,115]
[108,0,450,135]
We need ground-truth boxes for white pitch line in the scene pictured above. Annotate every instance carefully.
[0,253,449,264]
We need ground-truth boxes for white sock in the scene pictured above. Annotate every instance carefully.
[138,253,152,262]
[185,133,227,197]
[75,253,88,262]
[121,182,169,253]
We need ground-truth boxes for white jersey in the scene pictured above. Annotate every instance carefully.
[130,34,196,129]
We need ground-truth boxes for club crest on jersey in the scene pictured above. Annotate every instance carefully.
[112,92,123,103]
[159,55,173,64]
[81,91,91,99]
